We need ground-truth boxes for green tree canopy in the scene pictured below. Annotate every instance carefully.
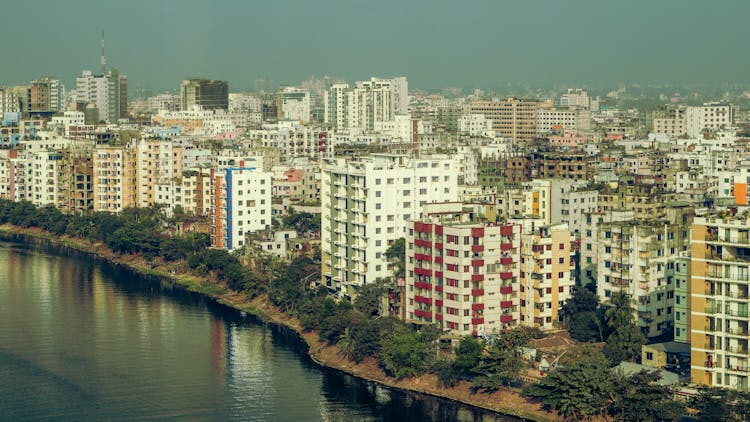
[523,346,615,421]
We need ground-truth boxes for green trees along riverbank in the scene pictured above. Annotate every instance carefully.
[5,199,750,421]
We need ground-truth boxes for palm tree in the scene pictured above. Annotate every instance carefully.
[605,290,634,330]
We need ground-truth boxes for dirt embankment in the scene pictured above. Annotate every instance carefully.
[0,224,559,422]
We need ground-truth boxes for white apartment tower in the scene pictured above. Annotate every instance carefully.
[321,154,457,296]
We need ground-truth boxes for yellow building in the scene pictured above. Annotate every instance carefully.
[691,216,750,390]
[519,222,575,330]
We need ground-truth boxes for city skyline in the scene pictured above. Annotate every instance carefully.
[3,0,750,92]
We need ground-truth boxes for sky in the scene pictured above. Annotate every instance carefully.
[2,0,749,92]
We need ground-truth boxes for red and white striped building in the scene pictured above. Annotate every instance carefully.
[405,204,521,336]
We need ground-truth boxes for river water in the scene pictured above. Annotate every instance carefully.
[0,239,522,421]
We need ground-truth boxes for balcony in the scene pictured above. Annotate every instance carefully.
[414,281,432,290]
[435,299,443,307]
[471,274,484,282]
[414,267,432,276]
[435,313,443,321]
[500,226,513,236]
[704,360,722,369]
[727,327,749,336]
[500,257,513,265]
[434,256,443,264]
[472,317,485,325]
[500,315,514,323]
[434,271,443,278]
[471,303,484,311]
[434,242,443,250]
[413,309,432,319]
[471,259,484,267]
[726,309,750,318]
[500,271,513,280]
[500,286,514,294]
[414,253,432,262]
[414,239,432,248]
[501,300,513,308]
[414,295,433,305]
[472,244,484,253]
[471,288,485,296]
[500,243,513,251]
[727,345,749,355]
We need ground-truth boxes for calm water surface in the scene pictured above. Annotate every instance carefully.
[0,239,521,421]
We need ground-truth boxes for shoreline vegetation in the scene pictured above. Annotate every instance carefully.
[0,215,554,421]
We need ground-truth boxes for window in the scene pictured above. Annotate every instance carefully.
[646,352,653,360]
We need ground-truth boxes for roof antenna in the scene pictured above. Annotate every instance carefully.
[101,30,106,74]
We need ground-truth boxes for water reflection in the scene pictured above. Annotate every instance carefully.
[0,237,523,422]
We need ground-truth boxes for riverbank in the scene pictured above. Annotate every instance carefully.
[0,224,558,422]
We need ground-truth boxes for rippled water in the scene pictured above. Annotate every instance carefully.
[0,239,521,421]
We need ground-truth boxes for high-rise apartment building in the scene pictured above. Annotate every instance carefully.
[321,154,457,296]
[690,216,750,390]
[91,144,138,212]
[324,83,349,129]
[0,85,21,114]
[209,158,272,251]
[180,79,229,111]
[27,78,64,116]
[76,69,127,123]
[559,89,590,109]
[276,87,310,122]
[518,222,574,330]
[322,77,408,130]
[467,98,541,143]
[136,139,183,208]
[405,204,521,336]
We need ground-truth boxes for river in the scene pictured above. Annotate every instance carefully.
[0,239,522,421]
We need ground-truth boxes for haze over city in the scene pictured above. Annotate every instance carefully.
[4,0,750,91]
[5,1,750,421]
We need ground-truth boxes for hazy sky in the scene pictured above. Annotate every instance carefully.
[2,0,749,92]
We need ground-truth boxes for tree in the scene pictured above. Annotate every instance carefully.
[433,357,459,388]
[605,290,634,330]
[560,287,605,342]
[568,312,603,342]
[608,370,685,422]
[560,286,599,319]
[692,387,737,422]
[379,327,431,378]
[603,324,646,365]
[384,238,406,279]
[453,336,484,376]
[353,280,387,317]
[282,211,321,235]
[471,346,524,392]
[523,346,615,421]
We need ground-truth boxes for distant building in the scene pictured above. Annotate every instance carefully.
[276,87,310,122]
[467,98,543,143]
[76,69,128,123]
[27,78,64,117]
[180,78,229,111]
[559,88,590,109]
